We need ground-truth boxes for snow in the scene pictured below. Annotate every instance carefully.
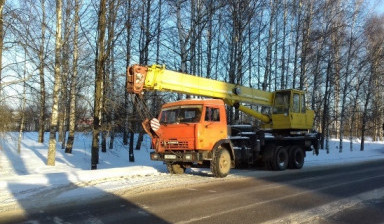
[0,132,383,214]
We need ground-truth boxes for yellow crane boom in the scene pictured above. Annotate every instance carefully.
[127,64,272,123]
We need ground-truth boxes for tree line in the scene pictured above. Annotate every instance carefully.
[0,0,383,167]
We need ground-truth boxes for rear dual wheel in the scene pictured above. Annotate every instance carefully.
[288,146,304,169]
[264,144,288,171]
[273,146,289,171]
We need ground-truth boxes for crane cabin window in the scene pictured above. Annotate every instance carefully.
[293,93,300,113]
[160,105,202,124]
[273,92,290,114]
[205,107,220,122]
[301,94,306,113]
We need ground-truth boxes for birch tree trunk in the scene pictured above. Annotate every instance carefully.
[107,0,118,150]
[206,0,213,79]
[124,0,132,146]
[18,49,27,154]
[59,0,71,148]
[38,0,46,144]
[92,0,107,169]
[47,0,63,166]
[257,6,264,89]
[360,81,372,152]
[135,0,152,151]
[0,0,5,99]
[263,0,274,91]
[175,0,188,101]
[292,0,302,89]
[331,0,342,139]
[299,1,312,90]
[0,0,4,99]
[65,0,80,154]
[321,57,332,153]
[102,0,118,152]
[152,0,162,121]
[349,78,363,151]
[280,0,287,89]
[156,0,162,63]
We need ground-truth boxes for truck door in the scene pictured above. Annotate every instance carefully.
[290,92,306,129]
[198,106,227,150]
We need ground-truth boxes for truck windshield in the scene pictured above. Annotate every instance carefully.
[160,105,202,124]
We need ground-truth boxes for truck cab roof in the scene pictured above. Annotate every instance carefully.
[161,99,225,108]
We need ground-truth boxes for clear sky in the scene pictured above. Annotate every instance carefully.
[372,0,384,14]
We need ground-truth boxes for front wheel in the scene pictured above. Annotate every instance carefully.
[166,163,186,174]
[211,147,231,178]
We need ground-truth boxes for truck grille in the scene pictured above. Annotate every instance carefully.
[165,141,189,149]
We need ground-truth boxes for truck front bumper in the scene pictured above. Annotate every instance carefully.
[150,151,210,163]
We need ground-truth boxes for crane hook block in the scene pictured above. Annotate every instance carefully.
[127,65,148,94]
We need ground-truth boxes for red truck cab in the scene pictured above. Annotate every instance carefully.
[148,99,234,177]
[153,99,228,152]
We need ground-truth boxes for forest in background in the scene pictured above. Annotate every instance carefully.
[0,0,383,166]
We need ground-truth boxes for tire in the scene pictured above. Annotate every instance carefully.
[288,146,304,169]
[166,163,186,174]
[211,146,231,178]
[263,143,276,171]
[273,146,288,171]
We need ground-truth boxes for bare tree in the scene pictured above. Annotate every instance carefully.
[280,0,288,89]
[361,14,384,150]
[58,0,72,149]
[135,0,153,150]
[262,0,275,91]
[0,0,5,99]
[65,0,80,154]
[330,0,343,139]
[292,0,302,89]
[106,0,119,150]
[47,0,63,166]
[299,0,313,90]
[123,0,132,147]
[339,0,362,152]
[174,0,189,74]
[18,48,27,154]
[38,0,46,144]
[227,0,254,122]
[92,0,107,169]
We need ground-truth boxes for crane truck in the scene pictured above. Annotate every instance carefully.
[127,64,320,177]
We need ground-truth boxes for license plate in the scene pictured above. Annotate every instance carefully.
[164,154,177,159]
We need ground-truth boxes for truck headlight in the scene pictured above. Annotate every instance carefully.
[151,152,159,160]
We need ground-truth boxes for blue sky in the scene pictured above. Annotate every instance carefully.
[372,0,384,14]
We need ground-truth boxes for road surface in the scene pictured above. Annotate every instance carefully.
[2,159,384,224]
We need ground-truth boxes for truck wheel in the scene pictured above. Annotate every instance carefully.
[273,146,288,171]
[211,146,231,178]
[166,163,186,174]
[263,143,276,170]
[289,146,304,169]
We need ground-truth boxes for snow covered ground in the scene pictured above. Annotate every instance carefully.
[0,132,383,214]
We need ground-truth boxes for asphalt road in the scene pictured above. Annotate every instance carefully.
[3,159,384,224]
